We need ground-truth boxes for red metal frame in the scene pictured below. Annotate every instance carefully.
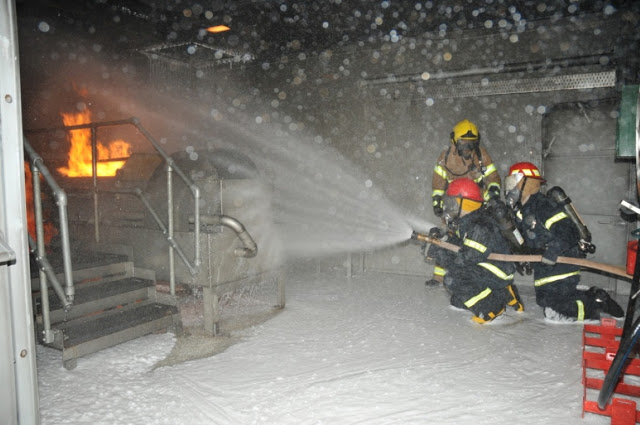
[582,318,640,425]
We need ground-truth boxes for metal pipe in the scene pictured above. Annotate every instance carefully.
[27,236,69,309]
[25,118,138,134]
[56,192,75,303]
[198,214,258,258]
[193,184,201,268]
[167,165,175,295]
[31,166,53,342]
[130,189,168,233]
[91,126,100,243]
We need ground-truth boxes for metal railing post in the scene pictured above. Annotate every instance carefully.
[31,165,54,343]
[167,163,175,296]
[91,126,100,243]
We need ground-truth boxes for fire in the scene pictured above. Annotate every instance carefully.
[57,109,131,177]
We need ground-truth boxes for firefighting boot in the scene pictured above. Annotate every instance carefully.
[471,308,506,324]
[425,277,442,287]
[425,265,446,287]
[586,287,624,319]
[506,284,525,312]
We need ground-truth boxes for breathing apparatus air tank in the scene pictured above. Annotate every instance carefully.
[547,186,596,254]
[487,199,525,249]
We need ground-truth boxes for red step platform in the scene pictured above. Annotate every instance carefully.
[582,318,640,424]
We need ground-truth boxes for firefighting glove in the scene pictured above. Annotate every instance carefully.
[487,185,501,202]
[432,195,444,217]
[428,226,447,240]
[541,249,558,266]
[515,262,533,276]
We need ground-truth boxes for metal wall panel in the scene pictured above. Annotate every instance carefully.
[542,100,632,292]
[0,0,40,423]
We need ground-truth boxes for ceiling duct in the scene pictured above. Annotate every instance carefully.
[139,42,255,83]
[410,71,616,100]
[361,55,616,100]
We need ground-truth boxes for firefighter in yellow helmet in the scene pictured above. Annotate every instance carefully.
[426,119,502,287]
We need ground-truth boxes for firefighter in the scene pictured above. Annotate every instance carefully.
[427,119,502,287]
[503,161,624,321]
[426,178,524,324]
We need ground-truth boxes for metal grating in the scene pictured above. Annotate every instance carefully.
[140,42,255,82]
[413,71,616,100]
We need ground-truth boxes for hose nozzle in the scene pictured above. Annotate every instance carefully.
[411,231,430,243]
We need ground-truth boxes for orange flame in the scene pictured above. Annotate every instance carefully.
[25,163,58,246]
[57,109,131,177]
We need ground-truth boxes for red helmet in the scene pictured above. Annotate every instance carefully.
[445,177,484,202]
[507,162,544,180]
[505,162,545,193]
[443,178,483,224]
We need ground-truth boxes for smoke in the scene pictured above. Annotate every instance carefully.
[20,31,431,263]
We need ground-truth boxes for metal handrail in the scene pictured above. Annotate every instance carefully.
[103,187,199,275]
[25,117,202,295]
[23,139,74,344]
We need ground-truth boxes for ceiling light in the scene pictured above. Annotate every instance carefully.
[207,25,231,34]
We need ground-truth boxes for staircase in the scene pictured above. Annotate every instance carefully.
[32,251,181,370]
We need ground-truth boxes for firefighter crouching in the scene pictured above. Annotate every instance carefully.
[426,178,525,324]
[428,119,502,287]
[504,162,623,321]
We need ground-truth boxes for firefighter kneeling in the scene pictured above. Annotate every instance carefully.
[504,162,623,321]
[426,177,524,324]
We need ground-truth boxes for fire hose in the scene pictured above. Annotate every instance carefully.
[411,231,632,280]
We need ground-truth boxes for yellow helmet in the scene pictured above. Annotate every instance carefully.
[450,119,479,145]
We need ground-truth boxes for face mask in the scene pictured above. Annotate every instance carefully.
[504,174,524,209]
[443,196,462,230]
[504,174,523,193]
[456,141,475,160]
[505,187,522,210]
